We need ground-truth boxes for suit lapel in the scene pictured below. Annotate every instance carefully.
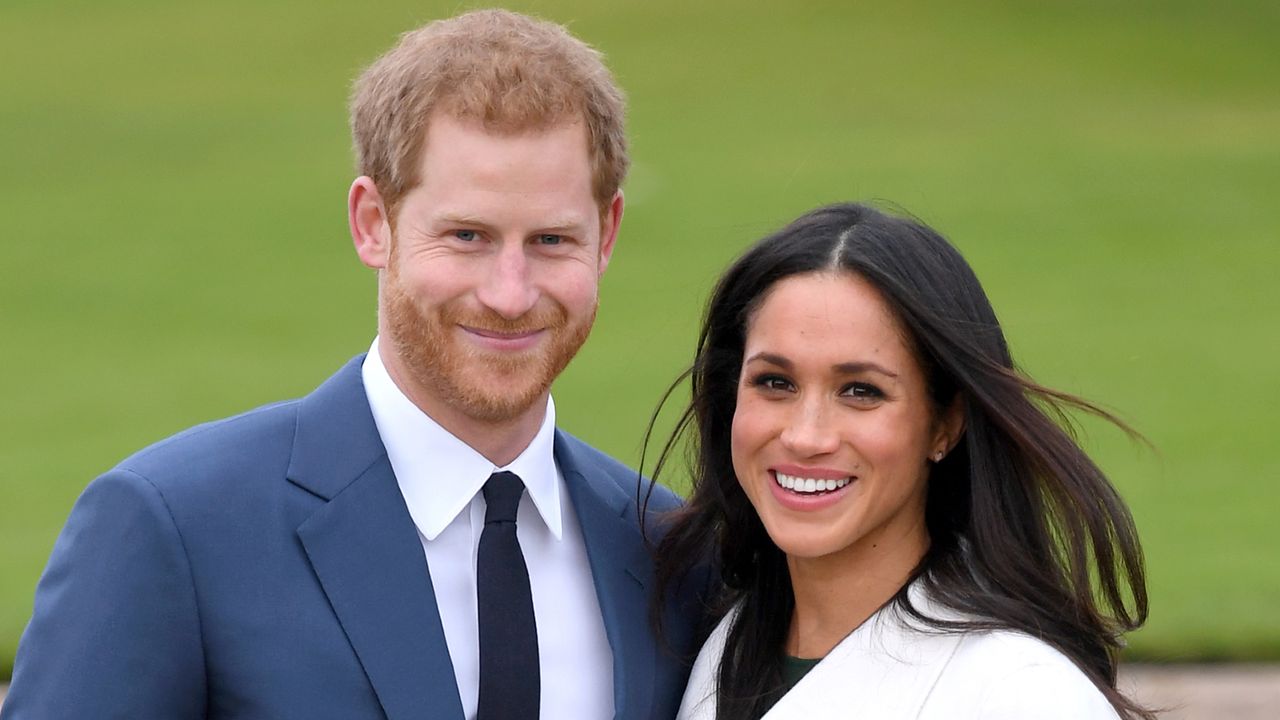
[556,432,656,720]
[288,357,464,720]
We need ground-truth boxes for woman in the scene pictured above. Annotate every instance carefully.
[649,203,1153,719]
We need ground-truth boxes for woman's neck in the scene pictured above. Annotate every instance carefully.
[785,524,929,658]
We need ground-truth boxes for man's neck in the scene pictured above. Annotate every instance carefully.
[378,347,546,468]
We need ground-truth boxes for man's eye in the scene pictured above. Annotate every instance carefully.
[454,230,477,242]
[537,234,563,245]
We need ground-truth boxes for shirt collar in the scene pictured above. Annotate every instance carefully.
[361,337,564,541]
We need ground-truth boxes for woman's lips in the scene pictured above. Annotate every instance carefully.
[768,468,856,511]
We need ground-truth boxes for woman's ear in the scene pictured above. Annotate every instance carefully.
[932,395,966,461]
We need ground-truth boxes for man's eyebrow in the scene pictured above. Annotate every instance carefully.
[744,352,899,379]
[533,216,590,233]
[431,213,589,233]
[434,212,490,227]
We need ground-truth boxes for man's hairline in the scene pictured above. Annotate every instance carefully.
[379,110,620,228]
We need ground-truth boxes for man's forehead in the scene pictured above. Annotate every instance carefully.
[415,116,592,184]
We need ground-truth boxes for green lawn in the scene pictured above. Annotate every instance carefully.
[1,0,1277,678]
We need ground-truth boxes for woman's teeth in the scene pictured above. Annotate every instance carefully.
[775,472,851,494]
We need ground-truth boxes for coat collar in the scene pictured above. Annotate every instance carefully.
[765,585,965,718]
[289,356,465,720]
[680,585,966,720]
[286,355,385,502]
[287,357,660,720]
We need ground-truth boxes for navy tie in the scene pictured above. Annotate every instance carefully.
[476,471,540,719]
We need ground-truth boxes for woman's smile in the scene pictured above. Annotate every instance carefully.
[730,271,958,566]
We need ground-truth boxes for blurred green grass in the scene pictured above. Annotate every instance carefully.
[1,0,1277,677]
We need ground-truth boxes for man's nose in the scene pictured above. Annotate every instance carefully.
[475,242,539,320]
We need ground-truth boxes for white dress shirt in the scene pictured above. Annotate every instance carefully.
[362,338,614,719]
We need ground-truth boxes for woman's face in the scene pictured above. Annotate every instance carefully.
[731,271,960,569]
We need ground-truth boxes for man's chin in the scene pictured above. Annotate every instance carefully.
[459,351,550,385]
[443,361,552,415]
[452,384,548,424]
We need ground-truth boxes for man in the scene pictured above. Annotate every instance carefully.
[3,10,702,719]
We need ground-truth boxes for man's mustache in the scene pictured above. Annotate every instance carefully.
[442,305,568,335]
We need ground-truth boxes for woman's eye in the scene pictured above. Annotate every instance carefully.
[751,374,793,392]
[454,230,478,242]
[842,382,884,400]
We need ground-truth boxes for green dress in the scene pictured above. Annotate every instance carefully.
[781,655,822,693]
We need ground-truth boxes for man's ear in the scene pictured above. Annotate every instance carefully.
[349,176,392,269]
[596,190,624,276]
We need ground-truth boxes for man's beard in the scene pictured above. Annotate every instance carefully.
[382,264,595,424]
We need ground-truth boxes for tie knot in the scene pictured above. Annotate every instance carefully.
[483,471,525,524]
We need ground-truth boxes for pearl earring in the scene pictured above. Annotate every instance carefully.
[933,451,944,462]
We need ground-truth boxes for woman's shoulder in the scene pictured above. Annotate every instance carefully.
[951,626,1089,671]
[928,628,1121,719]
[675,608,734,720]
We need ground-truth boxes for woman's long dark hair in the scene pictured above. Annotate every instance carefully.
[647,202,1152,719]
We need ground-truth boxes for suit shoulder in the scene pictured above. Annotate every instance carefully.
[112,398,301,490]
[554,430,682,511]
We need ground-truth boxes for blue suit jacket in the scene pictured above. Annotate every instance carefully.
[4,356,702,719]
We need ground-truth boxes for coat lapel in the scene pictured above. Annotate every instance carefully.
[765,587,965,719]
[556,432,656,720]
[288,357,464,720]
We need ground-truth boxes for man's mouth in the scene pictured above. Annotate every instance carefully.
[463,326,542,339]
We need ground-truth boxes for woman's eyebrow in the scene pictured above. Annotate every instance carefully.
[833,361,898,379]
[744,352,899,379]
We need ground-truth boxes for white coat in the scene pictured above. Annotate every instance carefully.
[677,585,1121,720]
